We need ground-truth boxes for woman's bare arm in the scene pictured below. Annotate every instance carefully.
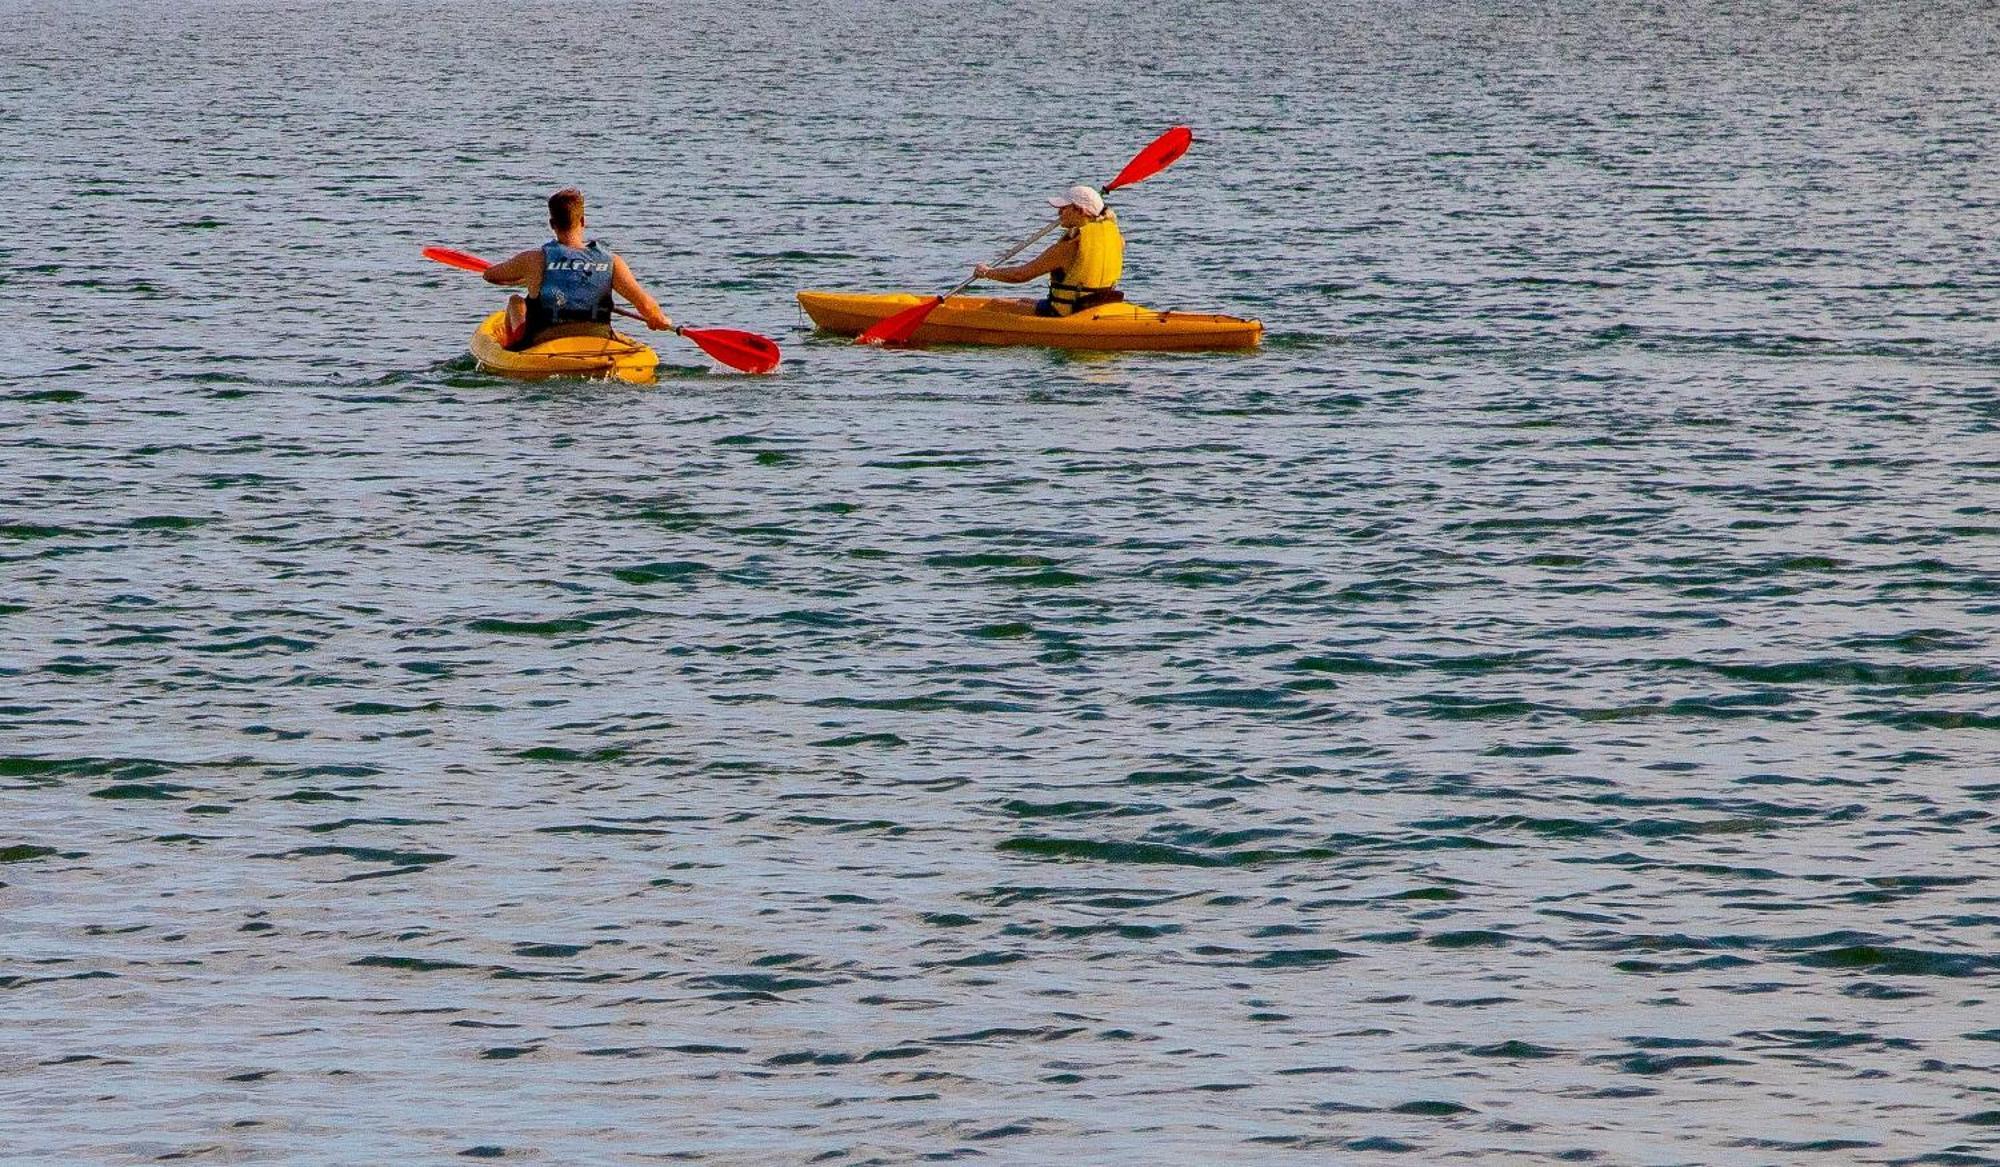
[976,236,1077,284]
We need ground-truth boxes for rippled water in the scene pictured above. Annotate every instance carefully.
[5,0,1999,1162]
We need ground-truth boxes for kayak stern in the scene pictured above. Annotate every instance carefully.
[467,311,660,383]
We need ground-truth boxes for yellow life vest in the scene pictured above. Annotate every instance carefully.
[1049,211,1124,315]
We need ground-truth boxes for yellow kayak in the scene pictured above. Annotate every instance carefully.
[797,291,1262,352]
[467,311,659,383]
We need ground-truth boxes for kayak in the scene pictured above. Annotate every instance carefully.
[796,291,1262,352]
[467,311,659,383]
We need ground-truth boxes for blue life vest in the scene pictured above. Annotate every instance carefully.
[529,239,614,332]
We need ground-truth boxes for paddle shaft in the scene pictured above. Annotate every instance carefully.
[544,295,705,340]
[944,221,1061,303]
[597,300,691,335]
[554,297,733,345]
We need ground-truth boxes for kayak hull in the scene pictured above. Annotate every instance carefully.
[796,291,1262,352]
[467,311,659,383]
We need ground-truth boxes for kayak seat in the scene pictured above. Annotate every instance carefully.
[512,321,618,351]
[1036,290,1125,318]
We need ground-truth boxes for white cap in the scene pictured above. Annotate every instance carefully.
[1047,184,1106,216]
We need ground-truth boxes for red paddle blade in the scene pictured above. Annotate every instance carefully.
[856,295,944,346]
[681,327,782,374]
[422,245,493,273]
[1104,125,1193,193]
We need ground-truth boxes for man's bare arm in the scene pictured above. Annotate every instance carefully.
[482,249,543,289]
[611,256,672,331]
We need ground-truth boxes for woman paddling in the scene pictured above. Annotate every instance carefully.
[971,184,1126,317]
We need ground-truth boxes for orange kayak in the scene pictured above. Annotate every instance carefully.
[467,311,659,383]
[797,291,1262,352]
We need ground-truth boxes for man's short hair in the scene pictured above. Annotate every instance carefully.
[549,188,586,230]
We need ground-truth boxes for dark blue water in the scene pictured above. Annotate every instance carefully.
[4,1,1998,1162]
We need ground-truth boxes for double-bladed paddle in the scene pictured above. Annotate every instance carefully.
[856,125,1196,346]
[422,246,781,374]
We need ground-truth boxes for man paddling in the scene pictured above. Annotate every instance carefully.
[971,184,1126,317]
[481,188,673,349]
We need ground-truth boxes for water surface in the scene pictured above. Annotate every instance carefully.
[4,1,1998,1162]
